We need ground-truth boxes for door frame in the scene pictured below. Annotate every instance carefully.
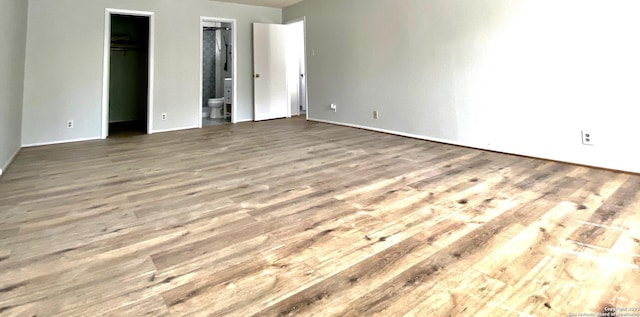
[101,8,155,139]
[285,17,309,121]
[199,17,237,127]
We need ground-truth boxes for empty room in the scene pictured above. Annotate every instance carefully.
[1,0,639,316]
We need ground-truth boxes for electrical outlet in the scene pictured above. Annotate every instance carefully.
[330,104,337,112]
[581,131,594,146]
[373,111,379,119]
[162,113,167,121]
[67,120,74,129]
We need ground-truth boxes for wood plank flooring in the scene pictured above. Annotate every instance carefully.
[1,117,639,316]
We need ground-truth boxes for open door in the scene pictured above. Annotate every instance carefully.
[253,23,289,121]
[286,20,306,117]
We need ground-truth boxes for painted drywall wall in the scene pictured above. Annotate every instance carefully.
[285,0,640,173]
[22,0,281,145]
[0,0,28,175]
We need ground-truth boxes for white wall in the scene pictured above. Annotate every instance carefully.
[285,0,640,173]
[22,0,281,145]
[0,0,28,175]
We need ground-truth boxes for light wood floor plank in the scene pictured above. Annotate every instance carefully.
[1,117,638,316]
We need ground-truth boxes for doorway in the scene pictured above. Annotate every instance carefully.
[200,18,237,128]
[102,9,154,138]
[286,19,307,117]
[252,19,308,121]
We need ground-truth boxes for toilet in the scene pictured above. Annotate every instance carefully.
[208,98,225,119]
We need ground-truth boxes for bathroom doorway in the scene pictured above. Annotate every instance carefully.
[200,18,236,128]
[102,9,154,138]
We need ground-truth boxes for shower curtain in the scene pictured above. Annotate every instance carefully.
[202,29,217,108]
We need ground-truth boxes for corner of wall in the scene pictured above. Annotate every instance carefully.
[0,0,28,176]
[0,147,21,177]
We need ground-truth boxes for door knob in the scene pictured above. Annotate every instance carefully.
[255,74,260,78]
[300,74,304,78]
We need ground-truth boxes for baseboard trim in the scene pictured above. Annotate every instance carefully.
[306,117,638,175]
[0,146,21,176]
[307,117,473,149]
[23,137,102,148]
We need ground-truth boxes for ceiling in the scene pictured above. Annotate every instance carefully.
[212,0,304,9]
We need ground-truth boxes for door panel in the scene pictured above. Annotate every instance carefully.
[253,23,289,121]
[286,21,306,116]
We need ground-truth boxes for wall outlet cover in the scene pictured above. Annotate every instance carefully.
[582,131,594,146]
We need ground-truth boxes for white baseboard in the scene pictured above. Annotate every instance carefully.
[307,117,638,174]
[0,146,21,176]
[307,117,474,149]
[308,117,558,161]
[152,125,199,134]
[235,118,253,123]
[23,136,102,148]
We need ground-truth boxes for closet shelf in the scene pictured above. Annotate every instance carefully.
[111,42,142,51]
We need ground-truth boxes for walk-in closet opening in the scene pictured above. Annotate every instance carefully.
[106,13,151,137]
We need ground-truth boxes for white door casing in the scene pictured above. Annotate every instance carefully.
[102,8,155,138]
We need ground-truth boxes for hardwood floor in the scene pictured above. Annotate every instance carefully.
[1,117,639,316]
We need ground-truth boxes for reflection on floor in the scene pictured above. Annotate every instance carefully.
[203,118,231,127]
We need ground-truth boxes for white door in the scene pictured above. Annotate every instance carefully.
[286,20,305,116]
[253,23,289,121]
[287,24,300,117]
[299,32,307,113]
